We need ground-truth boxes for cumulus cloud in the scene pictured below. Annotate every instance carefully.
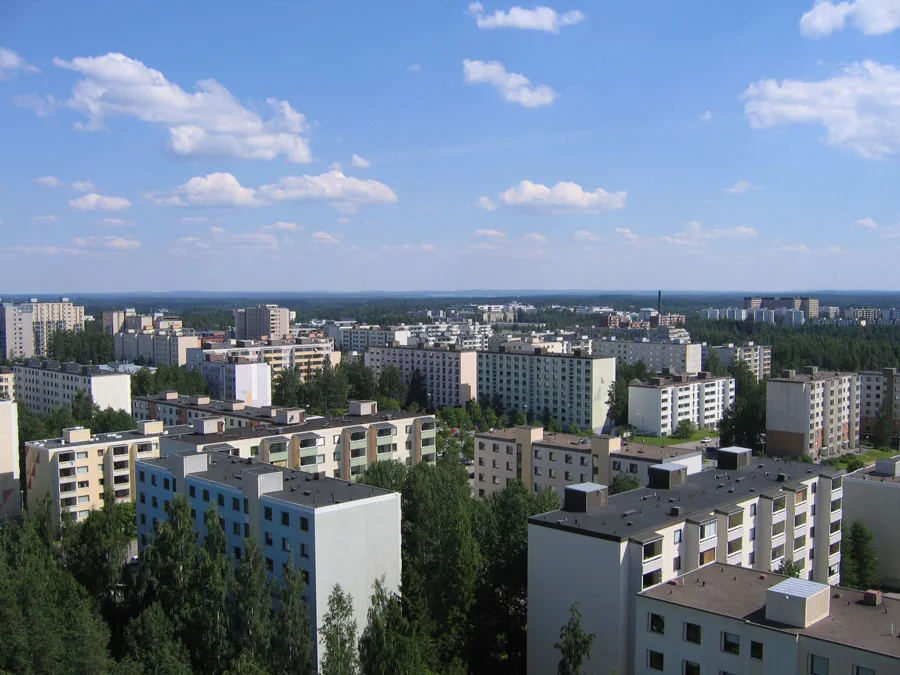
[685,221,758,239]
[75,235,141,251]
[14,94,57,116]
[800,0,900,37]
[0,47,39,78]
[778,244,812,253]
[51,52,311,162]
[615,227,641,244]
[97,218,131,226]
[71,180,96,192]
[36,176,63,188]
[523,232,548,242]
[408,63,423,72]
[351,153,371,168]
[36,176,97,191]
[69,193,131,211]
[257,170,398,212]
[467,2,585,32]
[574,229,603,242]
[33,215,59,223]
[463,59,557,108]
[476,229,506,238]
[700,110,713,120]
[723,180,762,195]
[743,60,900,159]
[152,173,262,207]
[311,231,341,245]
[8,244,84,256]
[261,221,302,231]
[491,179,626,212]
[477,196,497,211]
[852,217,879,228]
[826,245,847,253]
[177,216,212,224]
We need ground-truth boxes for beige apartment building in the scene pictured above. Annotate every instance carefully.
[190,338,339,380]
[0,367,14,401]
[703,341,772,381]
[24,420,191,523]
[159,400,438,480]
[364,345,478,408]
[859,367,900,445]
[114,331,200,366]
[766,367,861,460]
[477,350,616,431]
[134,391,310,430]
[14,360,132,415]
[234,304,291,341]
[473,427,702,499]
[592,338,703,374]
[0,400,20,518]
[0,298,85,358]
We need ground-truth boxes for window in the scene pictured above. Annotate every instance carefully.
[750,503,757,516]
[674,529,682,544]
[673,556,682,572]
[629,463,639,474]
[684,622,701,644]
[138,470,145,483]
[301,570,310,584]
[751,641,763,660]
[772,521,785,537]
[648,613,665,634]
[750,527,756,541]
[301,516,309,532]
[203,489,210,502]
[151,474,157,487]
[264,532,273,546]
[301,543,310,558]
[683,661,700,675]
[140,513,146,525]
[232,497,240,511]
[772,544,785,561]
[151,496,158,508]
[700,549,715,565]
[266,557,274,572]
[700,521,717,540]
[642,570,662,589]
[831,498,842,512]
[189,485,196,498]
[647,651,664,671]
[163,478,170,490]
[233,522,240,535]
[809,655,829,675]
[728,512,743,529]
[139,492,145,504]
[727,539,742,555]
[853,667,875,675]
[282,537,290,552]
[773,496,786,513]
[264,506,273,521]
[234,546,242,559]
[721,631,740,655]
[643,540,663,560]
[217,493,225,507]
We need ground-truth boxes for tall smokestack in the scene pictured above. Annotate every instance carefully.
[658,290,662,314]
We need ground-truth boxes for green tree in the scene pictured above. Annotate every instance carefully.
[270,562,314,675]
[357,460,409,493]
[776,557,802,579]
[92,407,138,434]
[555,602,595,675]
[320,584,359,675]
[841,524,859,589]
[674,419,696,440]
[844,455,866,472]
[274,366,303,408]
[703,349,729,376]
[120,602,193,675]
[404,369,429,411]
[377,365,406,404]
[71,388,97,425]
[344,361,378,401]
[845,521,879,589]
[230,537,273,665]
[719,361,766,452]
[873,402,894,449]
[358,579,432,675]
[512,411,528,426]
[609,473,641,495]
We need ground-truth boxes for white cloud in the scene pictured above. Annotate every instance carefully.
[408,63,423,72]
[852,217,879,228]
[329,161,342,171]
[97,218,130,226]
[261,221,301,231]
[0,47,39,77]
[476,229,506,238]
[337,216,351,224]
[351,153,371,168]
[700,110,713,120]
[467,2,585,32]
[154,172,261,207]
[395,243,437,252]
[463,59,557,108]
[69,193,131,211]
[743,61,900,159]
[826,245,846,253]
[311,231,340,245]
[800,0,900,37]
[33,215,59,223]
[495,179,627,212]
[574,229,603,242]
[258,170,398,211]
[615,227,641,243]
[52,52,311,162]
[688,222,758,239]
[778,244,812,253]
[71,180,96,192]
[523,232,548,242]
[14,94,56,116]
[723,180,762,195]
[177,216,211,224]
[36,176,63,188]
[477,196,497,211]
[75,235,141,251]
[9,244,83,256]
[466,241,502,253]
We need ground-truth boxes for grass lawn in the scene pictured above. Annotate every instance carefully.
[824,448,897,470]
[631,429,719,447]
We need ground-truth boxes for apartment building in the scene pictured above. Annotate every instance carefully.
[13,359,132,414]
[0,302,35,359]
[189,338,339,380]
[159,400,438,480]
[593,339,703,374]
[114,331,201,366]
[364,345,477,408]
[745,296,819,319]
[135,450,400,669]
[843,307,882,322]
[324,325,412,352]
[186,354,272,407]
[703,342,772,381]
[859,368,900,446]
[527,448,845,675]
[103,308,133,335]
[628,372,735,437]
[134,392,314,430]
[635,565,898,675]
[766,367,861,460]
[234,304,291,341]
[477,350,616,432]
[24,420,191,524]
[0,400,20,518]
[473,427,702,499]
[0,367,14,400]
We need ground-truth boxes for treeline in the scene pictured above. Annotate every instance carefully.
[18,389,137,447]
[689,320,900,373]
[49,324,115,364]
[131,365,208,397]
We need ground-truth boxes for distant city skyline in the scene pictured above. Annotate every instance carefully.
[1,1,899,291]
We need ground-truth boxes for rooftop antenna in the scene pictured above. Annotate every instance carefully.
[658,290,662,314]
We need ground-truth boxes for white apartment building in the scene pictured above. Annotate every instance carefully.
[135,450,401,669]
[24,420,191,524]
[159,400,439,480]
[859,368,900,445]
[477,350,616,432]
[473,427,702,499]
[527,448,846,675]
[0,367,14,401]
[593,339,703,374]
[234,304,291,341]
[325,325,412,352]
[134,392,317,430]
[629,372,735,437]
[750,309,776,324]
[1,298,86,358]
[703,342,772,381]
[0,400,20,518]
[843,457,900,589]
[635,566,898,675]
[114,331,200,366]
[187,357,271,407]
[766,367,861,460]
[189,338,340,380]
[364,345,478,408]
[13,360,132,414]
[0,302,35,359]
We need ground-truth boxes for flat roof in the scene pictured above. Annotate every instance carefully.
[28,424,194,450]
[144,451,394,509]
[769,370,851,383]
[630,374,732,389]
[641,565,900,659]
[846,463,900,484]
[479,350,612,360]
[530,456,842,542]
[612,441,702,462]
[15,361,128,377]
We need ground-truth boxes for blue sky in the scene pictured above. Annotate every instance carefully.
[1,0,899,293]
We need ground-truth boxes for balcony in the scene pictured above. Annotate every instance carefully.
[113,460,130,474]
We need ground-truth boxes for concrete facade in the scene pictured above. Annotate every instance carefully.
[186,356,272,407]
[593,339,703,374]
[14,360,132,414]
[189,338,339,380]
[703,342,772,381]
[843,459,900,589]
[0,401,20,519]
[234,304,291,341]
[0,368,14,401]
[628,372,735,437]
[134,392,311,430]
[364,345,478,408]
[114,331,201,366]
[859,368,900,446]
[325,325,412,352]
